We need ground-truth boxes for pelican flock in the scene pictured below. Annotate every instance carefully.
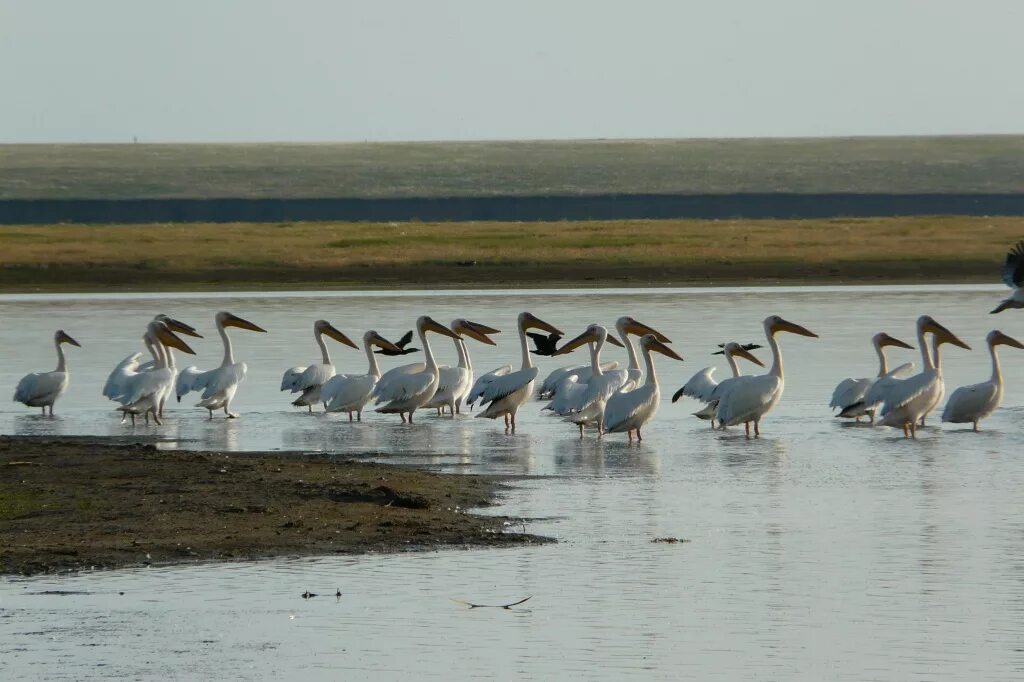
[9,242,1024,441]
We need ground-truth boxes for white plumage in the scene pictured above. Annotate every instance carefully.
[322,331,403,420]
[603,334,684,440]
[941,330,1023,431]
[673,342,764,427]
[829,332,915,422]
[466,365,512,408]
[280,320,358,412]
[13,329,80,415]
[375,316,463,422]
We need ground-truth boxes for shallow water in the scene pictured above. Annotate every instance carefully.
[3,284,1024,680]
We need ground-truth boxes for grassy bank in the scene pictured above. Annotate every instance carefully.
[4,136,1024,200]
[0,216,1017,291]
[0,437,545,576]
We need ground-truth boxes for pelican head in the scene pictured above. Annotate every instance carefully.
[616,316,672,342]
[55,330,81,347]
[314,319,358,349]
[363,330,403,353]
[765,315,819,339]
[451,319,499,346]
[918,316,971,350]
[553,323,625,356]
[714,341,764,367]
[154,314,203,338]
[873,332,914,350]
[217,311,267,333]
[517,312,563,336]
[987,329,1024,349]
[417,315,461,339]
[153,321,196,355]
[639,334,684,361]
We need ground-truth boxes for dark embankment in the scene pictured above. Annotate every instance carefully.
[0,436,547,576]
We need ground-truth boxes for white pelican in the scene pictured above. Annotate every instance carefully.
[374,316,462,423]
[280,320,358,413]
[537,360,620,399]
[117,320,197,425]
[320,331,402,421]
[829,332,915,423]
[549,324,626,435]
[474,312,563,432]
[466,365,512,409]
[603,334,684,441]
[991,240,1024,313]
[13,330,81,415]
[714,316,819,437]
[942,330,1024,431]
[176,311,267,419]
[672,342,764,428]
[424,320,500,415]
[877,316,970,438]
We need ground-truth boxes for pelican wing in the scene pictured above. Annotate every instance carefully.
[200,362,248,400]
[14,371,67,405]
[122,367,172,406]
[479,367,539,404]
[103,352,143,400]
[715,374,782,426]
[878,370,935,416]
[829,377,871,410]
[863,362,916,408]
[1002,240,1024,288]
[544,375,584,415]
[942,381,999,423]
[673,367,717,403]
[175,366,211,400]
[467,365,512,406]
[280,366,307,392]
[372,362,426,402]
[295,363,335,392]
[375,368,437,405]
[539,364,584,398]
[604,384,658,433]
[323,373,376,411]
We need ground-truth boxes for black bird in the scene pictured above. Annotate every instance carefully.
[373,330,420,356]
[713,343,762,355]
[527,332,562,356]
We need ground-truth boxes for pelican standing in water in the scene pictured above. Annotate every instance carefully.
[13,330,81,415]
[424,320,500,415]
[320,331,402,421]
[991,241,1024,313]
[466,365,512,409]
[829,332,915,423]
[176,311,267,419]
[280,320,359,412]
[603,334,685,441]
[942,330,1024,431]
[877,316,970,438]
[549,323,625,436]
[374,316,462,423]
[673,342,765,428]
[475,312,563,432]
[118,320,197,425]
[714,316,819,437]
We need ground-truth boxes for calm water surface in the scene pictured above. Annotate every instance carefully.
[2,285,1024,680]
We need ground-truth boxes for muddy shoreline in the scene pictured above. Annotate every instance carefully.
[0,437,547,577]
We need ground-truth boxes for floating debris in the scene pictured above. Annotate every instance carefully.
[651,537,691,544]
[451,596,532,609]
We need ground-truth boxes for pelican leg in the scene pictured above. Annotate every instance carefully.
[408,411,415,424]
[401,413,407,423]
[710,418,716,429]
[348,411,353,422]
[909,421,917,439]
[636,427,642,442]
[130,412,136,426]
[973,421,979,432]
[578,423,584,438]
[510,412,517,433]
[455,402,461,415]
[322,402,327,412]
[224,404,238,419]
[152,410,163,426]
[40,407,45,415]
[357,410,362,422]
[754,421,760,437]
[744,422,750,438]
[868,412,875,425]
[144,412,150,425]
[308,405,313,414]
[855,416,861,424]
[503,414,510,429]
[627,429,633,443]
[919,416,926,426]
[901,423,908,438]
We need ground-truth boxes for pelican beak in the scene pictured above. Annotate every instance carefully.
[553,329,597,356]
[623,318,672,343]
[879,333,914,350]
[156,325,196,355]
[771,318,819,338]
[991,299,1014,314]
[454,320,498,346]
[649,338,684,361]
[422,316,461,339]
[163,317,203,338]
[923,319,971,350]
[993,331,1024,349]
[522,312,563,336]
[57,330,81,347]
[223,313,267,333]
[322,323,358,349]
[733,345,765,367]
[605,334,625,348]
[370,332,403,353]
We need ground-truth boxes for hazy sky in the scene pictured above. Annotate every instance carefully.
[3,0,1023,142]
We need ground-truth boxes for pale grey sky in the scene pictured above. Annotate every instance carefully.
[2,0,1023,142]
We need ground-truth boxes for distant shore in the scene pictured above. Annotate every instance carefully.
[0,437,545,576]
[0,216,1015,292]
